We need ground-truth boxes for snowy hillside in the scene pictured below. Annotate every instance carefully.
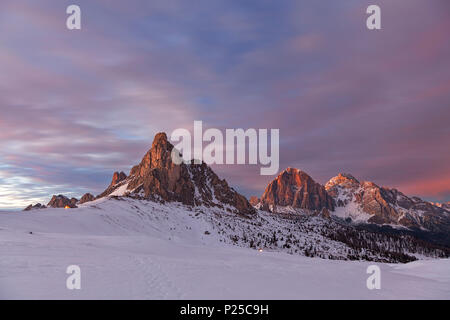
[1,197,449,299]
[10,197,449,261]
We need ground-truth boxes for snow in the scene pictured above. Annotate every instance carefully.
[0,198,449,299]
[331,185,372,222]
[333,200,372,222]
[109,182,129,197]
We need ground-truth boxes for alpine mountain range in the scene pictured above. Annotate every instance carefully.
[24,132,450,263]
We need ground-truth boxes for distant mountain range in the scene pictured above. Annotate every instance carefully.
[23,132,450,260]
[251,168,450,235]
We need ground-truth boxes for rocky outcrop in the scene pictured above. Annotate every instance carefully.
[259,168,334,213]
[23,203,46,211]
[79,193,95,204]
[112,172,127,185]
[99,132,255,216]
[325,173,450,232]
[432,201,450,212]
[96,172,128,199]
[249,196,260,206]
[47,195,78,208]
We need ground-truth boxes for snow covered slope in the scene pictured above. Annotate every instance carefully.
[1,197,449,299]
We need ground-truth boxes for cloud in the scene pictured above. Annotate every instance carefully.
[0,0,449,207]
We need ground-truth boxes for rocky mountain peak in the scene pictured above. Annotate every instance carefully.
[324,173,450,232]
[24,203,46,211]
[111,171,127,185]
[259,167,334,212]
[79,193,95,204]
[152,132,169,147]
[129,132,174,178]
[431,201,450,211]
[99,132,255,215]
[47,195,78,208]
[325,173,360,190]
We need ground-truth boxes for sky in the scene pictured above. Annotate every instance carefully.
[0,0,449,209]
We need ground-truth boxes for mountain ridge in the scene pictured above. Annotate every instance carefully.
[22,133,449,244]
[251,170,449,236]
[97,132,255,215]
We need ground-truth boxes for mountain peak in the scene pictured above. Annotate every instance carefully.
[99,132,255,215]
[129,132,174,177]
[151,132,170,150]
[260,167,334,212]
[153,131,168,142]
[281,167,308,176]
[325,173,359,189]
[325,174,450,231]
[47,195,78,208]
[111,171,127,185]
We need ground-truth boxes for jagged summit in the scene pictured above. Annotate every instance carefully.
[325,173,359,190]
[24,203,46,211]
[79,193,94,204]
[259,167,334,213]
[432,201,450,211]
[47,195,78,208]
[325,173,450,232]
[111,171,127,185]
[98,132,255,215]
[96,171,128,199]
[250,169,450,234]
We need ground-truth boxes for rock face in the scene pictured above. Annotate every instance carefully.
[432,201,450,212]
[24,203,46,211]
[259,168,334,213]
[47,195,78,208]
[249,196,260,206]
[325,173,450,232]
[79,193,95,204]
[97,171,128,199]
[99,132,255,215]
[112,172,127,185]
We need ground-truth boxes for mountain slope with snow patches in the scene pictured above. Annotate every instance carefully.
[325,173,450,235]
[1,198,449,299]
